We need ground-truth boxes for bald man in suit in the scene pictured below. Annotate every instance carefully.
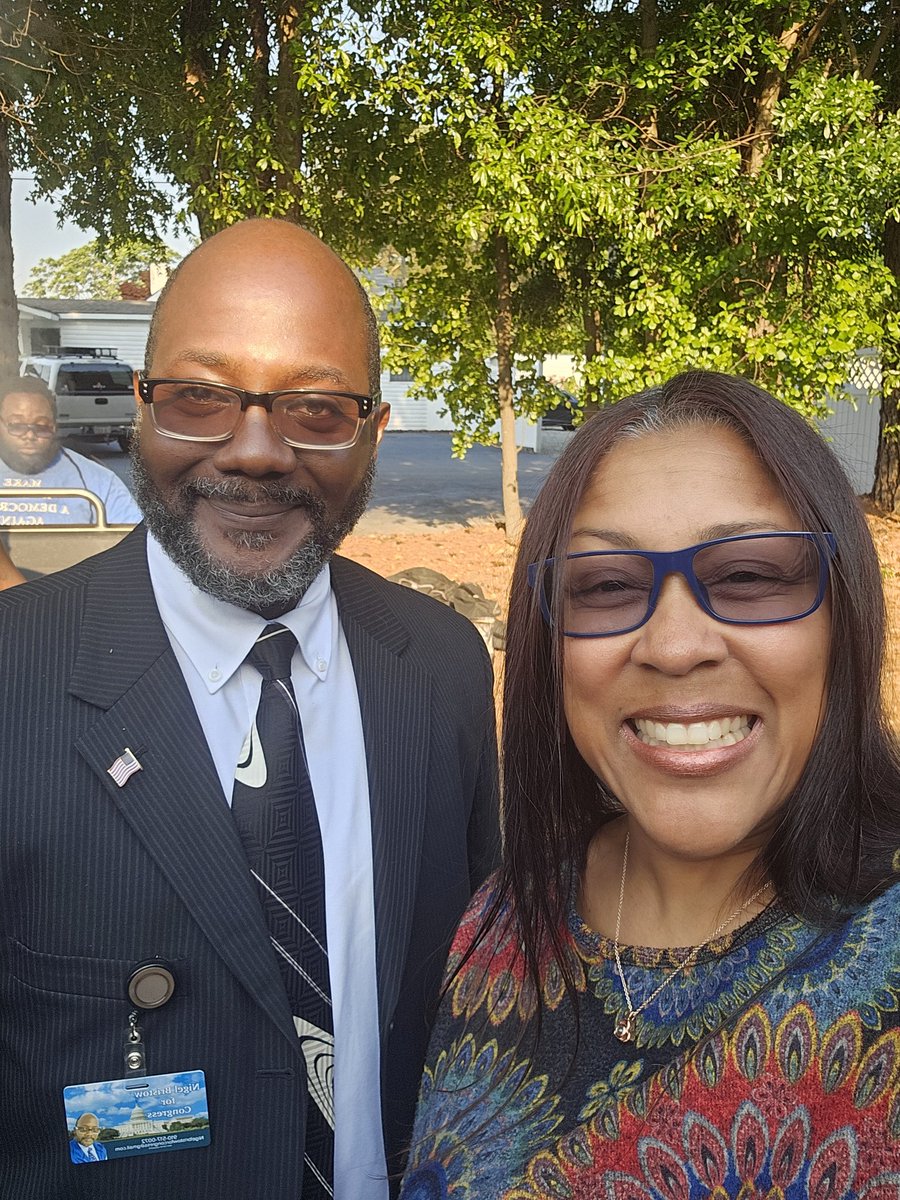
[0,219,498,1199]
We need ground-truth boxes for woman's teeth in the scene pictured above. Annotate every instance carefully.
[633,715,752,750]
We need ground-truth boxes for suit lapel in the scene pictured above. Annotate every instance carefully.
[331,557,431,1041]
[70,530,298,1051]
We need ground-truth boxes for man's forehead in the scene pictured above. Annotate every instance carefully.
[1,392,53,417]
[164,348,358,389]
[172,222,360,309]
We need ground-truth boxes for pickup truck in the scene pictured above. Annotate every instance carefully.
[20,351,137,450]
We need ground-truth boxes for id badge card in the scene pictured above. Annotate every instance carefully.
[64,1070,209,1162]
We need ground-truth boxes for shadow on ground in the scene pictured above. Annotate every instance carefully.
[360,432,560,532]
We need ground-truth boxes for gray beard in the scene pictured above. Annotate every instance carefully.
[130,435,374,614]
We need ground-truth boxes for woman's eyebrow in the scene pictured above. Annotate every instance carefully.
[568,528,642,548]
[569,521,794,547]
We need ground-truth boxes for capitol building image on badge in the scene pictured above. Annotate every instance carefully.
[115,1102,167,1139]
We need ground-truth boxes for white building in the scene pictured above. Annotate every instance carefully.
[17,299,157,368]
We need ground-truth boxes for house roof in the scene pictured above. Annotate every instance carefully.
[17,298,155,316]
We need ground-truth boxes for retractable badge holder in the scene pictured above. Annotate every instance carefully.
[64,959,209,1162]
[124,1010,146,1076]
[123,961,177,1077]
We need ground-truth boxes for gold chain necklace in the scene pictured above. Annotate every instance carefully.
[611,830,773,1043]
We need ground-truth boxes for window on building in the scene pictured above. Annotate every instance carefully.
[30,329,60,354]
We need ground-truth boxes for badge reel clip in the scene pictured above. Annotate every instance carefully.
[123,961,176,1077]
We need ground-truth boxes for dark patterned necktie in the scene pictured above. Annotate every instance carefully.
[231,623,334,1198]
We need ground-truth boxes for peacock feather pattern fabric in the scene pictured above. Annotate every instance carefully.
[401,879,900,1200]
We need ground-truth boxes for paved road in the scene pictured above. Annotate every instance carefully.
[66,431,563,533]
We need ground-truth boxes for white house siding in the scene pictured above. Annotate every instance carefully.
[380,373,538,446]
[381,373,455,431]
[17,301,154,368]
[47,317,150,369]
[816,353,881,495]
[18,302,541,444]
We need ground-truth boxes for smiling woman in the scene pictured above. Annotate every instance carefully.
[400,371,900,1200]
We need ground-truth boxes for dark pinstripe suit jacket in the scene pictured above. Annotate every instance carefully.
[0,527,499,1198]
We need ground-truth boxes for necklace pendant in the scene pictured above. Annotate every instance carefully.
[614,1013,634,1043]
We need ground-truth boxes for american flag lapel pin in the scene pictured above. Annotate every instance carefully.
[107,748,143,788]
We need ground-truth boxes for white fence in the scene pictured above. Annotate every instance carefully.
[817,353,881,495]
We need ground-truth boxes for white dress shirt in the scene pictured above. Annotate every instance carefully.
[147,534,388,1200]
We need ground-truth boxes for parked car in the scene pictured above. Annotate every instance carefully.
[540,386,581,430]
[20,348,136,450]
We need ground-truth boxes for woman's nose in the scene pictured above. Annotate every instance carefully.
[629,572,729,674]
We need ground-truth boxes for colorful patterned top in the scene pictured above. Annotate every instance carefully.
[400,876,900,1200]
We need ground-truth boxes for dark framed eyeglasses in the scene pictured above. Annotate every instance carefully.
[528,531,837,638]
[136,377,380,450]
[0,417,55,439]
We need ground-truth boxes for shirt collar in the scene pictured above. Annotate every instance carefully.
[146,533,334,692]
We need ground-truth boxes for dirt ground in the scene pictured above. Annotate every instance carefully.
[342,518,517,611]
[860,502,900,721]
[343,505,900,724]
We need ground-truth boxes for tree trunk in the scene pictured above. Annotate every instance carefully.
[582,299,603,414]
[493,230,522,542]
[640,0,659,144]
[0,119,19,374]
[873,216,900,510]
[179,0,218,239]
[744,21,803,176]
[274,4,304,223]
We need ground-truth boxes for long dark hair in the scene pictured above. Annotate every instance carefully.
[498,369,900,1008]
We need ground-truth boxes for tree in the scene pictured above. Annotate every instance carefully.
[374,0,899,532]
[23,238,180,299]
[1,1,179,370]
[0,2,58,371]
[5,1,391,340]
[8,0,899,522]
[372,0,621,539]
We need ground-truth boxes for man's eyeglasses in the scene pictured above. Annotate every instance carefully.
[0,418,55,439]
[528,532,837,638]
[136,377,380,450]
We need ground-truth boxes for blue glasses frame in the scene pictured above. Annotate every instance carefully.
[527,531,837,638]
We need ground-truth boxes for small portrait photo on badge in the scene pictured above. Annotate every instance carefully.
[64,1070,209,1162]
[68,1112,108,1163]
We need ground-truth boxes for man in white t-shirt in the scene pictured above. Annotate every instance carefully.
[0,375,141,525]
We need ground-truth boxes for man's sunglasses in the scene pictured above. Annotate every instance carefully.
[0,417,55,439]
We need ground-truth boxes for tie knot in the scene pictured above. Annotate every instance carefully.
[247,623,298,682]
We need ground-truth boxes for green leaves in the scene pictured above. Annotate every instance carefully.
[23,238,181,300]
[8,0,900,505]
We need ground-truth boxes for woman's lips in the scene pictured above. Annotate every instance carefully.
[621,712,761,775]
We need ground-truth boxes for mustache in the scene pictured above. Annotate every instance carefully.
[183,477,326,517]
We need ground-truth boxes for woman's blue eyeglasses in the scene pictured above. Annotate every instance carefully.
[527,531,837,638]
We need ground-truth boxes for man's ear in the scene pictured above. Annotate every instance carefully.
[372,402,391,446]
